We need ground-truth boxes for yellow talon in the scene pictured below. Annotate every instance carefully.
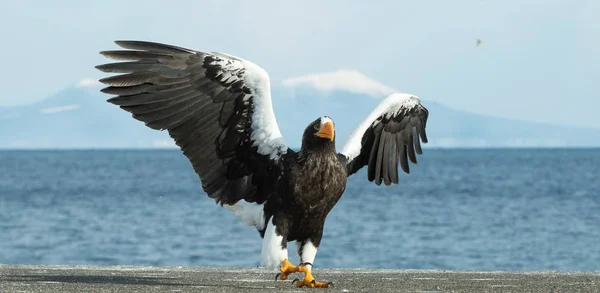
[292,270,332,288]
[276,259,306,280]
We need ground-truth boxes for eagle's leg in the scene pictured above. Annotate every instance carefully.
[260,216,302,281]
[291,240,332,288]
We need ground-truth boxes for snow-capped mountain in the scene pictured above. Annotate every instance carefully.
[0,81,168,148]
[1,73,599,149]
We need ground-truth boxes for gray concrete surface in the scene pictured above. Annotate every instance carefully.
[1,264,599,292]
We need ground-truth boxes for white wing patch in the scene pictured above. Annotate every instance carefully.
[223,201,265,230]
[240,59,288,160]
[260,217,288,268]
[341,93,422,162]
[203,53,288,161]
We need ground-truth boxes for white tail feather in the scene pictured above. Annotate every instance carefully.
[261,217,288,268]
[224,201,265,229]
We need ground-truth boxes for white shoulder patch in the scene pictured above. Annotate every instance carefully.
[240,59,288,160]
[341,93,421,162]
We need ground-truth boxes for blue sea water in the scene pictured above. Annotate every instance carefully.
[0,149,599,271]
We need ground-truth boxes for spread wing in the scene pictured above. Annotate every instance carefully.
[339,93,429,186]
[96,40,290,206]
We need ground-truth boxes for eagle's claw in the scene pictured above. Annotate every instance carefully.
[292,273,332,288]
[276,259,305,281]
[278,259,330,288]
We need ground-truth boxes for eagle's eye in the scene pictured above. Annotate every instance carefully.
[313,124,320,130]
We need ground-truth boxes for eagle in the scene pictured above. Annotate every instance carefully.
[96,41,429,288]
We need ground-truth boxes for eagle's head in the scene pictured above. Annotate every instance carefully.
[301,116,336,151]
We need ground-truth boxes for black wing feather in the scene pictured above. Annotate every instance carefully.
[97,40,290,205]
[344,96,429,186]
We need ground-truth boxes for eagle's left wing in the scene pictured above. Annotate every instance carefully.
[339,93,429,186]
[95,40,291,212]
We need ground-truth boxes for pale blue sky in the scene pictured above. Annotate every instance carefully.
[0,0,598,127]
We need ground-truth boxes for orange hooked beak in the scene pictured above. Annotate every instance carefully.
[316,121,335,141]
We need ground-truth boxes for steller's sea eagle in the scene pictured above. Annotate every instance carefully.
[96,41,429,288]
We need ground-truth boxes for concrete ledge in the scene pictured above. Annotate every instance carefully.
[1,264,599,293]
